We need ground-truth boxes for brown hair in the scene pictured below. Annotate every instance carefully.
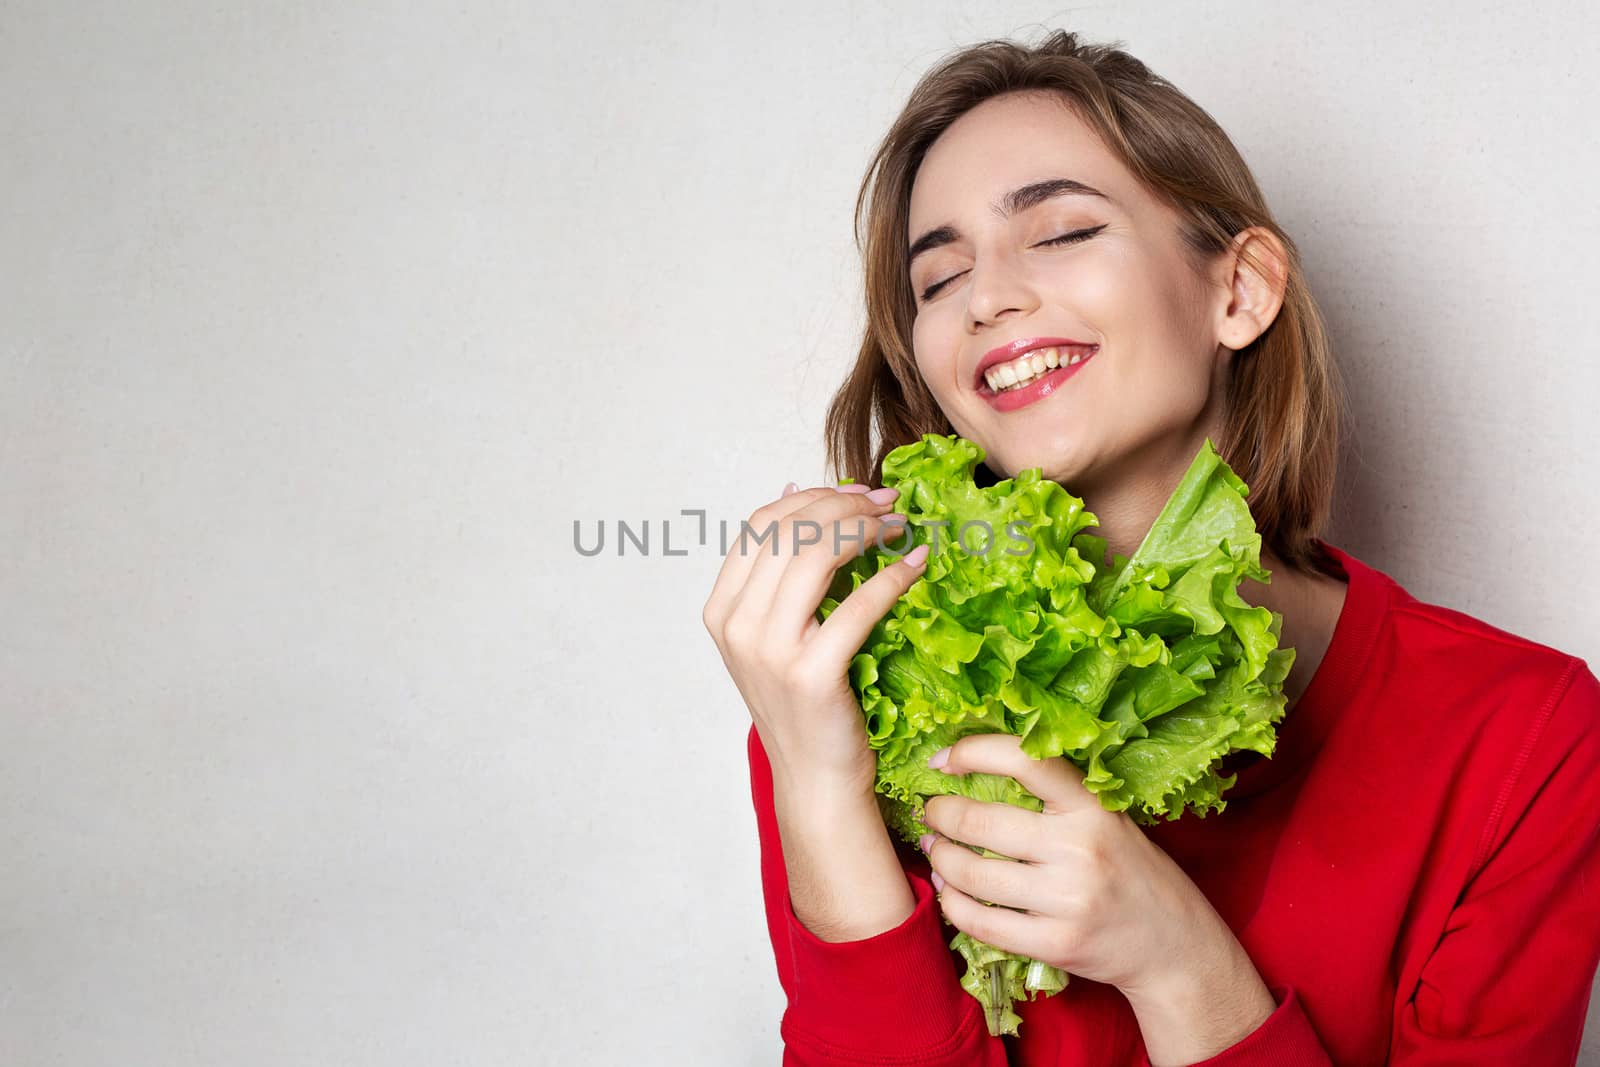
[823,30,1348,577]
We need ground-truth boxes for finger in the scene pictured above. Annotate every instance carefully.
[924,835,1048,911]
[930,733,1095,816]
[716,484,876,594]
[732,488,902,629]
[808,537,930,668]
[768,507,912,640]
[921,794,1053,864]
[933,876,1053,959]
[704,485,844,631]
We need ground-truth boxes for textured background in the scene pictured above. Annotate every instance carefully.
[2,1,1596,1064]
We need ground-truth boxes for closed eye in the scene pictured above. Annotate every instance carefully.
[917,225,1107,303]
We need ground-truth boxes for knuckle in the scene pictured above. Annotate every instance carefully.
[779,656,817,694]
[952,806,987,845]
[758,488,827,520]
[1081,826,1114,869]
[978,865,1022,903]
[791,647,839,685]
[809,493,867,530]
[786,516,826,548]
[721,612,762,656]
[1058,882,1093,921]
[1085,861,1115,902]
[947,845,980,886]
[1072,847,1111,901]
[1043,929,1076,969]
[1042,833,1077,867]
[744,503,778,530]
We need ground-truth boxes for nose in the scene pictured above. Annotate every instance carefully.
[964,249,1039,331]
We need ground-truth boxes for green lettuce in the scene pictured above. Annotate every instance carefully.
[818,434,1295,1037]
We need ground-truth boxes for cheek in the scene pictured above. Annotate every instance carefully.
[1057,240,1190,317]
[1100,263,1213,391]
[910,324,959,395]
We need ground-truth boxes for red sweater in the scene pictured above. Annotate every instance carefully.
[746,543,1600,1065]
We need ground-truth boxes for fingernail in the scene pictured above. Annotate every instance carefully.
[930,871,946,891]
[902,543,929,568]
[782,482,797,497]
[835,482,872,494]
[866,487,899,504]
[927,746,951,770]
[918,834,935,853]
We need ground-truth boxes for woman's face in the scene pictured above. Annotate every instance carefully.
[906,91,1235,501]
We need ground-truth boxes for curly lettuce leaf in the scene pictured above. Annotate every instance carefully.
[817,433,1294,1036]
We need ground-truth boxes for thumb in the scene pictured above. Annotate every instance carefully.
[934,732,1096,816]
[811,542,930,665]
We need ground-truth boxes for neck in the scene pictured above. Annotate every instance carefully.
[1075,469,1344,712]
[1058,415,1346,710]
[1238,547,1347,710]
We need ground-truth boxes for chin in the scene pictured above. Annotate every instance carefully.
[997,436,1092,487]
[955,417,1096,490]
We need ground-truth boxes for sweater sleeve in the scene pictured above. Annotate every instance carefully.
[746,726,1007,1066]
[1386,659,1600,1064]
[1130,661,1600,1067]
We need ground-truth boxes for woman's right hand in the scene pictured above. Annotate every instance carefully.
[701,481,931,803]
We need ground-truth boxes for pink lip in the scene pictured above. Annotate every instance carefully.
[978,346,1098,412]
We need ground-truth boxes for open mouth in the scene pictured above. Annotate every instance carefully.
[976,345,1098,410]
[976,344,1098,394]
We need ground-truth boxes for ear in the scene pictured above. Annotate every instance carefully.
[1214,226,1290,352]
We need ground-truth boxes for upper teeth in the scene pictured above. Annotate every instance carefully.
[984,346,1092,392]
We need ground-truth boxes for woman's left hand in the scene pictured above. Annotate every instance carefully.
[918,733,1277,1064]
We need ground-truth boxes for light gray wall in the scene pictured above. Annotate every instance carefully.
[2,2,1595,1065]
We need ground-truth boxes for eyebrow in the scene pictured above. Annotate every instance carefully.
[906,177,1115,267]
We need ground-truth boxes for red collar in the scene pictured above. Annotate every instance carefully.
[1217,541,1391,801]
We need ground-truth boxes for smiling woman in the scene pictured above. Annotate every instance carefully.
[834,54,1343,586]
[701,28,1600,1067]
